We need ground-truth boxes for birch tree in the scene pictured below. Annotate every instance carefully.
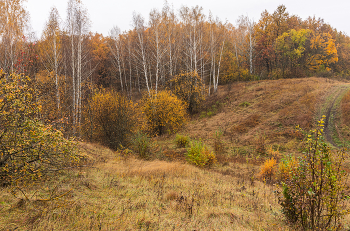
[39,7,62,110]
[179,6,206,74]
[0,0,29,74]
[132,12,151,96]
[208,15,226,94]
[149,9,167,93]
[66,0,91,135]
[109,26,125,91]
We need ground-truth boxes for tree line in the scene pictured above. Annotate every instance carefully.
[1,0,350,137]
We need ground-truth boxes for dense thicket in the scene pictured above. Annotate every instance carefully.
[1,0,350,137]
[0,71,79,186]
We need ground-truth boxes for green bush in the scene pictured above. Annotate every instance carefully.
[131,131,153,159]
[175,134,190,148]
[278,117,349,229]
[186,139,216,167]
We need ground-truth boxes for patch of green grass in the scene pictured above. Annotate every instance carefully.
[200,101,226,119]
[239,101,251,107]
[327,86,350,147]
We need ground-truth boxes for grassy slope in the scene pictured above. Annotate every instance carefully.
[1,78,350,230]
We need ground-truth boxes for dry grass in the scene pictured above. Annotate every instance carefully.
[1,78,350,230]
[0,143,291,230]
[187,78,348,158]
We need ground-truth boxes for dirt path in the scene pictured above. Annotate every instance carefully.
[322,85,350,147]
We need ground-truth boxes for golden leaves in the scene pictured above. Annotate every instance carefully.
[142,90,187,136]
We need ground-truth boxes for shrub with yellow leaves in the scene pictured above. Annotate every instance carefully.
[278,116,349,229]
[169,71,205,114]
[142,90,187,136]
[276,154,299,183]
[83,89,139,150]
[0,71,79,186]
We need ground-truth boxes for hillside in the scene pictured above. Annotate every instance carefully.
[1,78,350,230]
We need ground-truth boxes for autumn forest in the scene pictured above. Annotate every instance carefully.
[1,0,349,137]
[1,0,350,229]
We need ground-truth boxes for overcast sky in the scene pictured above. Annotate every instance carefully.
[24,0,350,38]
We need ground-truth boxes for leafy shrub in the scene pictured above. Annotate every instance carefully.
[206,110,214,117]
[0,72,79,186]
[186,140,216,167]
[175,134,190,148]
[142,90,187,136]
[277,154,299,183]
[278,117,350,229]
[84,89,138,150]
[258,158,277,183]
[169,71,205,114]
[199,111,207,119]
[131,131,153,159]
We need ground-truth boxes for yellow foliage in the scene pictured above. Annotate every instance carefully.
[84,89,139,149]
[0,71,79,185]
[277,155,299,183]
[258,158,277,183]
[266,145,280,158]
[186,139,217,167]
[142,90,187,136]
[169,71,205,114]
[308,32,338,71]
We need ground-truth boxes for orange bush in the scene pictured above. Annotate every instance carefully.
[142,90,187,136]
[258,158,277,183]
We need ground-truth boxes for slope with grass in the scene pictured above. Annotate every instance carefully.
[187,78,350,156]
[1,77,350,230]
[0,143,287,230]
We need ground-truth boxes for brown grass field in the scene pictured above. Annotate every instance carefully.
[1,77,350,230]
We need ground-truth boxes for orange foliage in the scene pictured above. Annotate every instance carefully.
[258,158,277,183]
[142,90,187,136]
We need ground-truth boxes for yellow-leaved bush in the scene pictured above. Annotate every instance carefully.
[169,71,205,114]
[142,90,187,136]
[83,89,139,150]
[277,117,349,229]
[0,71,80,186]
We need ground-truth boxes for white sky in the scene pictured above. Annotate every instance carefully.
[24,0,350,38]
